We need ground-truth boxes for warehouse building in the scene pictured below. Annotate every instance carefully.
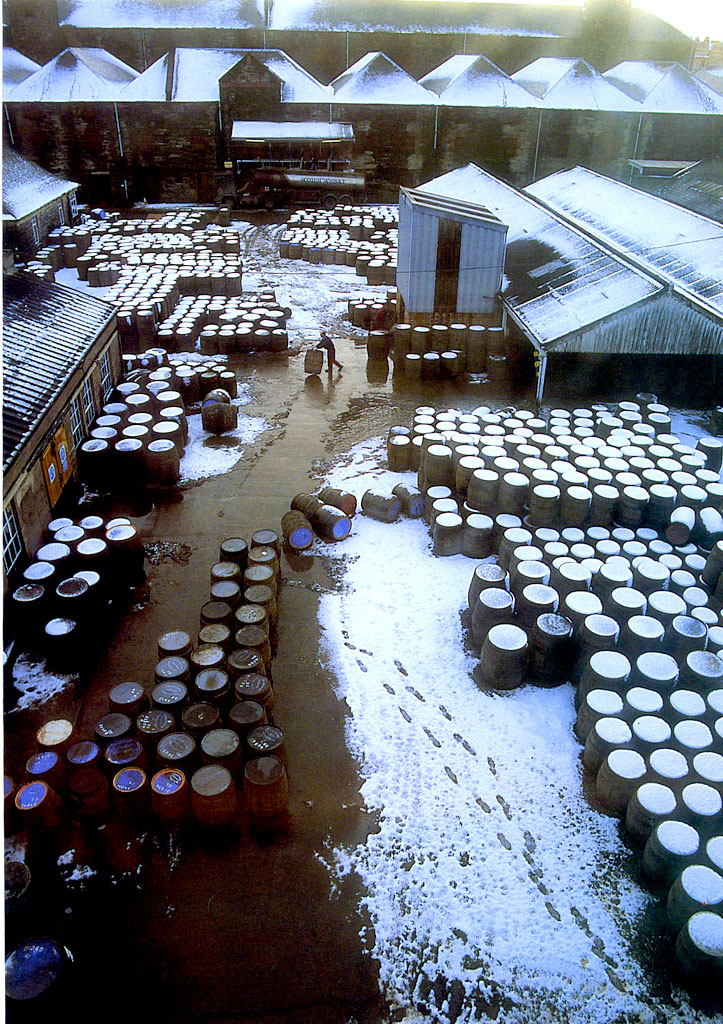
[3,149,79,256]
[653,158,723,223]
[415,162,722,402]
[3,272,120,586]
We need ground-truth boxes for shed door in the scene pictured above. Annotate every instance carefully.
[434,219,462,312]
[41,425,72,507]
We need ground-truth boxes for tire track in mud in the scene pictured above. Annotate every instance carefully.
[341,632,636,1021]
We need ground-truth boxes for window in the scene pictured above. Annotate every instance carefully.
[3,503,24,575]
[69,192,78,218]
[69,395,84,449]
[31,216,40,246]
[57,200,65,226]
[99,351,114,401]
[81,376,96,425]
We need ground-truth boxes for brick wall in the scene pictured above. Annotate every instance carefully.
[8,193,74,257]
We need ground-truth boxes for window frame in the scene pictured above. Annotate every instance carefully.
[31,216,40,246]
[69,191,78,218]
[3,502,24,575]
[69,394,85,449]
[99,350,114,402]
[81,376,96,425]
[57,200,65,226]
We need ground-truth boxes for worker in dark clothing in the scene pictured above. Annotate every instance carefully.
[316,331,343,375]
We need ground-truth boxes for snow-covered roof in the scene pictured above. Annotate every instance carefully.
[8,47,138,102]
[231,120,352,141]
[695,65,723,96]
[3,47,41,89]
[526,167,723,321]
[654,159,723,226]
[419,54,540,108]
[415,163,661,350]
[57,0,265,30]
[3,149,79,221]
[604,61,723,114]
[121,48,331,103]
[330,52,435,105]
[511,58,639,111]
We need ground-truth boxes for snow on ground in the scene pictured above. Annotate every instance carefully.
[317,439,709,1024]
[179,384,267,485]
[9,653,76,713]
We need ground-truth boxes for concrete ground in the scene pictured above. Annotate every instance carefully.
[4,216,718,1023]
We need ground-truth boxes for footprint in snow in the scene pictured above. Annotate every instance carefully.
[524,830,536,853]
[487,757,497,776]
[476,797,492,813]
[341,630,349,639]
[454,734,476,757]
[522,849,535,867]
[438,705,452,721]
[344,641,357,650]
[545,901,561,922]
[394,660,408,677]
[496,795,512,820]
[423,727,441,748]
[406,686,424,702]
[497,832,512,851]
[445,766,458,784]
[383,683,395,694]
[356,659,368,674]
[358,648,372,657]
[398,706,412,723]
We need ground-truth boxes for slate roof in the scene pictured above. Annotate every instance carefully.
[419,54,540,108]
[604,61,723,114]
[3,47,41,88]
[121,47,331,102]
[57,0,265,30]
[526,166,723,321]
[511,57,639,110]
[330,51,435,105]
[415,163,661,349]
[8,47,138,101]
[654,159,723,225]
[3,272,116,473]
[3,149,79,221]
[695,65,723,96]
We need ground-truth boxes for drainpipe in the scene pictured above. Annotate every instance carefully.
[4,103,14,146]
[346,32,350,68]
[433,105,438,150]
[629,112,643,183]
[141,29,147,70]
[463,33,467,56]
[532,109,542,182]
[114,102,128,199]
[535,352,548,405]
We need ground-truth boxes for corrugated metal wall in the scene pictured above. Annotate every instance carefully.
[551,293,723,355]
[457,220,506,314]
[398,192,507,315]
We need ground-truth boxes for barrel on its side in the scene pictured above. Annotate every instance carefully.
[281,510,314,551]
[361,489,402,523]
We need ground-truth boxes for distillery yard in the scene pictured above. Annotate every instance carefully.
[4,203,723,1024]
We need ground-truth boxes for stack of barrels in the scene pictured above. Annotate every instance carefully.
[8,529,290,849]
[154,291,290,356]
[24,224,95,280]
[10,513,146,674]
[279,205,398,285]
[286,488,355,546]
[371,322,515,385]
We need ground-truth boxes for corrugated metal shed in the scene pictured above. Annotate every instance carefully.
[419,54,540,108]
[120,48,331,103]
[654,159,723,225]
[3,272,115,473]
[2,47,41,88]
[3,149,79,221]
[604,61,723,114]
[397,187,507,315]
[526,166,723,323]
[511,57,640,110]
[57,0,265,29]
[416,163,662,351]
[330,52,436,105]
[9,47,138,102]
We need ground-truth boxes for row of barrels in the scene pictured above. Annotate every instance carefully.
[387,405,723,549]
[287,205,398,236]
[280,233,398,286]
[155,293,290,356]
[346,289,397,332]
[10,513,146,672]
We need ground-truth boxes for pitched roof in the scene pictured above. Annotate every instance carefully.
[8,47,138,102]
[654,159,723,225]
[3,272,116,473]
[695,65,723,96]
[330,51,435,105]
[526,166,723,321]
[57,0,265,30]
[604,61,723,114]
[3,149,79,221]
[419,54,540,108]
[3,47,41,88]
[511,57,639,111]
[415,163,661,350]
[120,47,331,102]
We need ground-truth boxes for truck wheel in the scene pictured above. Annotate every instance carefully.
[263,195,275,211]
[338,194,354,206]
[322,193,338,210]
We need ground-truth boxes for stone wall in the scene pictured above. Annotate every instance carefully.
[8,193,75,257]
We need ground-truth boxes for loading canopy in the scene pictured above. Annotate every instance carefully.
[231,121,354,143]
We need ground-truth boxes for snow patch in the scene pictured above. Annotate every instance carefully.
[10,653,76,713]
[179,385,267,484]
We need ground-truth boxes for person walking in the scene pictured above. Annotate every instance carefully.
[316,331,343,375]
